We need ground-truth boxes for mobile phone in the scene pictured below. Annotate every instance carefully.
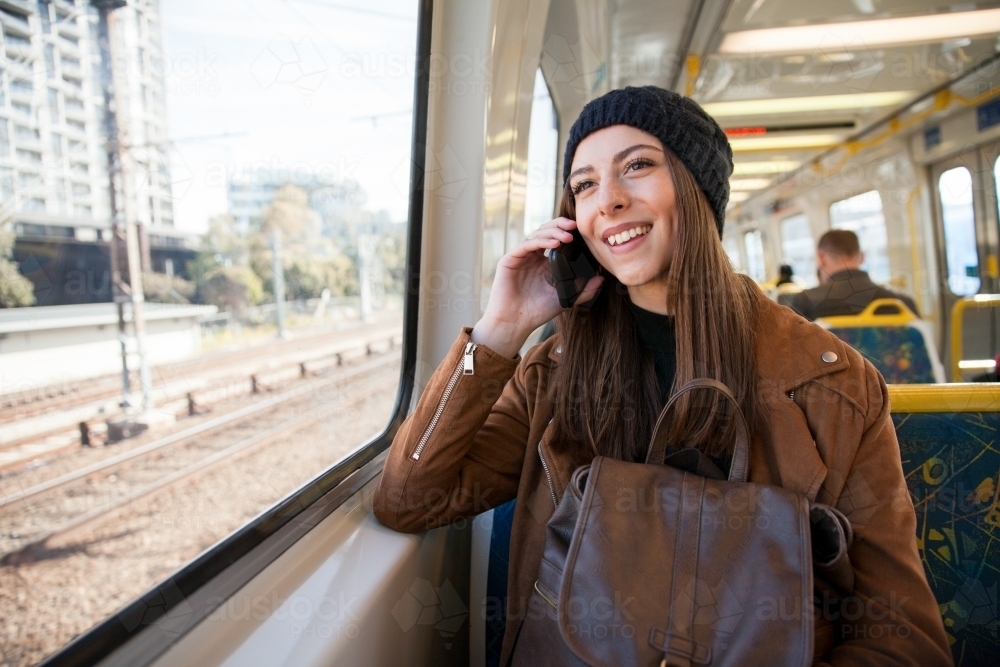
[547,229,599,308]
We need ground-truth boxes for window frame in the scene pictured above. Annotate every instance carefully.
[36,1,434,665]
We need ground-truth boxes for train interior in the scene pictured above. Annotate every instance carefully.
[11,0,999,666]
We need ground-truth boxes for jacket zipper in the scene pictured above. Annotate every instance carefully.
[538,442,558,509]
[411,342,477,461]
[534,581,557,609]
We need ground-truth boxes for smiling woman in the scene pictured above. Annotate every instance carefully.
[373,85,953,666]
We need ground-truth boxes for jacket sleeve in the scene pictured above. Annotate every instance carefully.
[372,328,532,533]
[818,367,952,667]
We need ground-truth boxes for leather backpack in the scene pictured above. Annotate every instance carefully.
[510,378,853,667]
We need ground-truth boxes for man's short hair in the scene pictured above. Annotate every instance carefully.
[817,230,860,258]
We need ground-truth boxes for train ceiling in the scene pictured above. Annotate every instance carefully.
[605,0,1000,211]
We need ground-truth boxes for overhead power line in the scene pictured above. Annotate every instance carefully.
[282,0,416,21]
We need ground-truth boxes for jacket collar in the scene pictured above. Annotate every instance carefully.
[828,268,870,283]
[546,287,850,394]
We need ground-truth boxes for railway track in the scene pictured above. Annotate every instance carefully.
[0,319,397,427]
[0,324,401,468]
[1,350,400,564]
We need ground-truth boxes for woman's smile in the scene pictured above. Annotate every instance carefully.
[602,222,652,252]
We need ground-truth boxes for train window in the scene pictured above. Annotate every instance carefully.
[744,230,766,282]
[523,68,559,235]
[829,191,891,285]
[723,234,742,271]
[939,166,980,296]
[1,1,419,663]
[779,213,817,287]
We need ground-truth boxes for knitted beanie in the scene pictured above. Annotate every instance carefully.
[563,86,733,235]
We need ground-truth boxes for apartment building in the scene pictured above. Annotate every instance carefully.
[1,0,191,304]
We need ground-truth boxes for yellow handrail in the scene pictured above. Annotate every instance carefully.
[818,298,919,328]
[888,383,1000,413]
[949,295,1000,381]
[730,85,1000,217]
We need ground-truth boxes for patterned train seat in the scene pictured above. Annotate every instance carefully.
[819,298,945,384]
[890,384,1000,666]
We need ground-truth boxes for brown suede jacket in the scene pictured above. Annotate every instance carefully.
[373,292,952,667]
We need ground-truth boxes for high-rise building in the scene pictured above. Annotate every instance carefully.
[1,0,191,305]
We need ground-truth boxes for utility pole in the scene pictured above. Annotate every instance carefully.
[358,232,381,323]
[271,228,286,338]
[93,0,130,404]
[92,0,152,410]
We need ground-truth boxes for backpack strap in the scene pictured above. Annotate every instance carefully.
[645,378,751,483]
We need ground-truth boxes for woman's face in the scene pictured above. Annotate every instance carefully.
[568,125,678,288]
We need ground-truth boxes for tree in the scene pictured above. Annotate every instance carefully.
[262,183,321,244]
[0,205,35,307]
[190,185,361,311]
[200,266,264,315]
[143,272,195,304]
[377,231,407,295]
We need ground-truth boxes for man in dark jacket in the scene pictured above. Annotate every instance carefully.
[789,229,920,321]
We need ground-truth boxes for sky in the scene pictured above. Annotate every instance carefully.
[158,0,419,233]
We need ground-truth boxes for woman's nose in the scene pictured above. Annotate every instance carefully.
[597,179,628,215]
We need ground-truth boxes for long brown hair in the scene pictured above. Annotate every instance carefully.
[550,149,766,463]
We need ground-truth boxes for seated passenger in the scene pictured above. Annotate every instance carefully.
[772,263,804,309]
[374,87,950,666]
[776,263,795,286]
[789,230,920,320]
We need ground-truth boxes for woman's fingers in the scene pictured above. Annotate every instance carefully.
[575,275,605,305]
[526,217,577,239]
[546,216,578,231]
[507,234,564,260]
[526,226,574,245]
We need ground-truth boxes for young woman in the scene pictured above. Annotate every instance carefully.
[374,86,951,666]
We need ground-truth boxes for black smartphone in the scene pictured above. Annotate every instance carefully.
[547,229,599,308]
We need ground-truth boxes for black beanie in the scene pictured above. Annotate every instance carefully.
[563,86,733,235]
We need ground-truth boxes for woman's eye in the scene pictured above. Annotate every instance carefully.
[625,157,653,173]
[571,180,594,195]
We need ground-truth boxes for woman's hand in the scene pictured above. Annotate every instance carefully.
[471,218,604,358]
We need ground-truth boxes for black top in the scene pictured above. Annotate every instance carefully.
[789,269,921,321]
[629,302,731,476]
[629,302,677,406]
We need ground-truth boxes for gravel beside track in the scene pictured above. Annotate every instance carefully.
[0,364,400,667]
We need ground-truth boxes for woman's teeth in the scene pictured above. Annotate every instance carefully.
[606,225,651,246]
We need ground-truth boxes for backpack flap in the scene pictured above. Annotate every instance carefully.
[557,456,814,667]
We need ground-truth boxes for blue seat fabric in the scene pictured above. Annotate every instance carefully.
[485,499,516,667]
[894,411,999,666]
[829,326,935,383]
